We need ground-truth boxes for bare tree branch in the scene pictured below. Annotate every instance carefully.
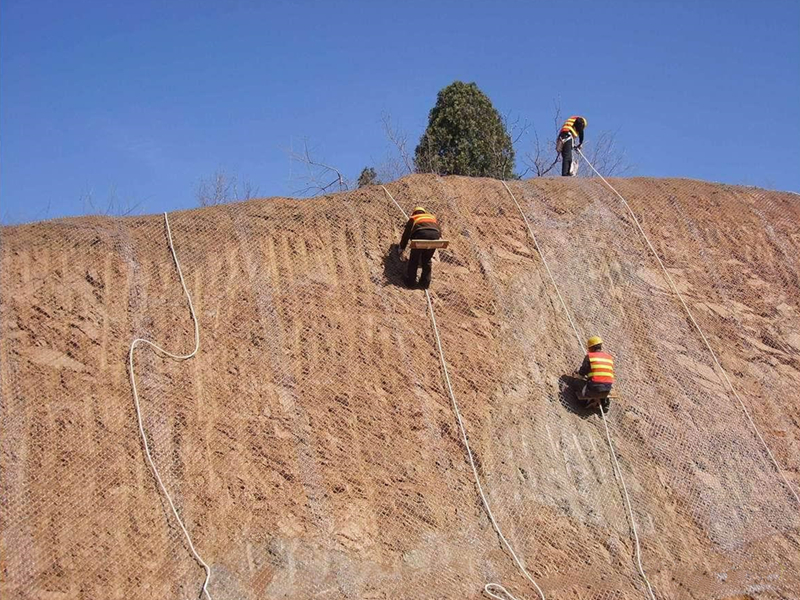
[504,111,531,146]
[237,179,259,202]
[493,111,530,179]
[81,185,141,216]
[288,138,349,196]
[380,112,414,176]
[523,125,559,177]
[413,134,441,178]
[552,98,563,135]
[579,129,633,177]
[197,169,259,206]
[2,199,53,225]
[521,99,562,178]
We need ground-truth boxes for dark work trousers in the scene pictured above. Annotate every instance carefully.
[581,381,612,398]
[581,381,613,412]
[405,228,440,288]
[560,134,574,176]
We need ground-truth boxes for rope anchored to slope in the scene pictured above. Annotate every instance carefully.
[500,180,657,600]
[577,148,799,507]
[128,212,213,600]
[381,185,546,600]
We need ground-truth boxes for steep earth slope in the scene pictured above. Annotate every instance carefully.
[1,175,799,600]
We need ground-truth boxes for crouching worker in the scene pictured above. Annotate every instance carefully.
[399,206,441,288]
[575,335,614,412]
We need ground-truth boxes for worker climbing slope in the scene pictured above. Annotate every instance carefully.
[557,115,587,176]
[398,206,443,288]
[574,335,615,412]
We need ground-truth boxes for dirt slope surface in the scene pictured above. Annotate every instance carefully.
[1,175,799,600]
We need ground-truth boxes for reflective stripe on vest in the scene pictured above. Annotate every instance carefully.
[587,351,614,383]
[411,213,438,228]
[560,116,581,138]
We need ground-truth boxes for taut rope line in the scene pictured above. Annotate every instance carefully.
[128,212,213,599]
[381,185,546,600]
[577,148,799,506]
[500,180,657,600]
[498,181,582,348]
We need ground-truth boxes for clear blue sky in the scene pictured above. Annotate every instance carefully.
[2,0,799,223]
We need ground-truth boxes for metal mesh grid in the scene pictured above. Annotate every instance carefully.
[1,175,798,599]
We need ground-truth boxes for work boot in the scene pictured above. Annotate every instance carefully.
[601,397,611,413]
[419,265,432,289]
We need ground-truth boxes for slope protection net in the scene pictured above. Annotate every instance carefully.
[0,175,798,600]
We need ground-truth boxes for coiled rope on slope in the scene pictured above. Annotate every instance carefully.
[576,148,800,507]
[128,212,213,599]
[381,186,546,600]
[500,180,657,600]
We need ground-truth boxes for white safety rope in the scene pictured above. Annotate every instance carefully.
[577,149,800,506]
[499,182,583,348]
[382,185,546,600]
[128,212,213,599]
[382,184,409,219]
[500,181,657,600]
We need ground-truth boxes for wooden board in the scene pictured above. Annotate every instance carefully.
[410,239,449,250]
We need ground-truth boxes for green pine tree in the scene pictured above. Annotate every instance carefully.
[415,81,515,179]
[357,167,379,188]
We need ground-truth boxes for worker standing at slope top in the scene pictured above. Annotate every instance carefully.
[399,206,441,289]
[557,115,587,177]
[576,335,614,412]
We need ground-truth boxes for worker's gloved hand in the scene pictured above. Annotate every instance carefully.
[575,145,582,151]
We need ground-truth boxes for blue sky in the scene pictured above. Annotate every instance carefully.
[2,0,799,223]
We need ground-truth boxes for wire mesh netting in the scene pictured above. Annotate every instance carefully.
[1,174,798,599]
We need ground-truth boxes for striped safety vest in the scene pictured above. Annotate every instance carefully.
[560,116,584,139]
[410,212,438,230]
[587,351,614,384]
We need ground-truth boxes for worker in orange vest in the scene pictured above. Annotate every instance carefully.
[576,335,614,411]
[557,115,587,176]
[399,206,441,288]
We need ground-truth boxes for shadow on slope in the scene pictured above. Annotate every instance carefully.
[382,243,408,288]
[557,373,597,420]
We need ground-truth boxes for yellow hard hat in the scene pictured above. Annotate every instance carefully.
[412,206,427,215]
[586,335,603,349]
